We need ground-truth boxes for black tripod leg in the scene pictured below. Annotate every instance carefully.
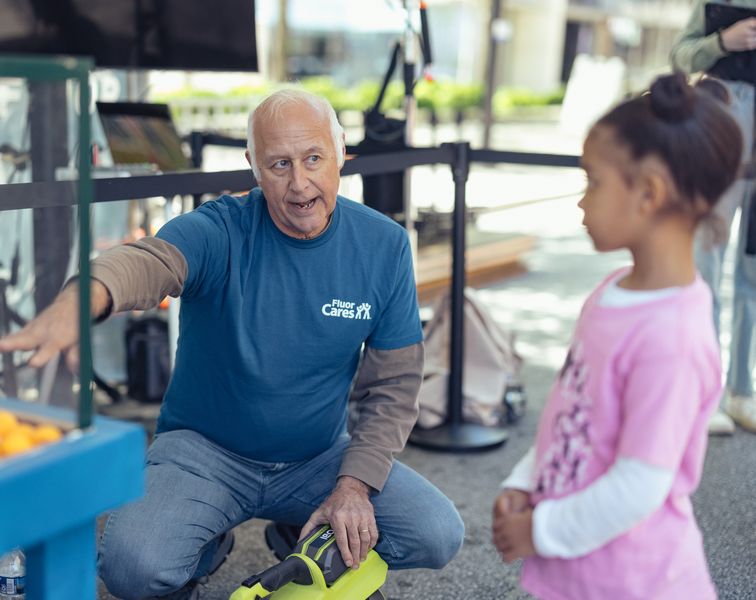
[746,187,756,255]
[93,371,122,403]
[0,349,17,398]
[0,282,18,397]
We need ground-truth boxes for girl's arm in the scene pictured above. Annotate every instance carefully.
[500,446,536,491]
[532,457,673,558]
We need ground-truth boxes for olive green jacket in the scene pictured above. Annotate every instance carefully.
[671,0,756,74]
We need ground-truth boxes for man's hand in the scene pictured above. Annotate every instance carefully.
[721,17,756,52]
[492,489,536,563]
[299,476,378,569]
[0,280,111,372]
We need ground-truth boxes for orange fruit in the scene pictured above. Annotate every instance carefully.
[15,423,34,437]
[31,424,63,445]
[0,410,18,436]
[1,431,34,457]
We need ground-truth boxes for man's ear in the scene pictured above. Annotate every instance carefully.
[244,150,252,168]
[339,133,346,164]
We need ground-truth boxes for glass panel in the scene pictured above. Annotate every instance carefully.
[0,55,93,456]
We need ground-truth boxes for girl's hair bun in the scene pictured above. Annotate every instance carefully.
[649,72,695,123]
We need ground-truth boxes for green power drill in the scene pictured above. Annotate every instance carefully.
[229,524,387,600]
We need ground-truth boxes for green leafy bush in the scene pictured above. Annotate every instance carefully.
[492,86,565,117]
[153,78,564,122]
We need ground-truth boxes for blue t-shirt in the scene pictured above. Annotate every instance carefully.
[155,189,423,461]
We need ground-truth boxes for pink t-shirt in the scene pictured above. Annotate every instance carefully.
[522,268,721,600]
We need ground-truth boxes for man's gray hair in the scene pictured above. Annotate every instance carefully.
[246,88,345,180]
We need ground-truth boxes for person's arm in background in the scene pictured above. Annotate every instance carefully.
[671,0,756,74]
[0,238,186,370]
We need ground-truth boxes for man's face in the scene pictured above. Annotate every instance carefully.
[251,103,343,239]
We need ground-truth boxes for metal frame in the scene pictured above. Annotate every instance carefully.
[0,54,94,429]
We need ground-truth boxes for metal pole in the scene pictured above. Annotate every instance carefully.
[448,141,469,425]
[77,68,93,429]
[189,131,205,209]
[408,142,508,452]
[482,0,502,149]
[403,0,418,262]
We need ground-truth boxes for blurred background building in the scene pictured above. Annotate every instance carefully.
[135,0,694,140]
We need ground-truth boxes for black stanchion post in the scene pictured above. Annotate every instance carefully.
[189,131,205,209]
[448,141,468,426]
[409,142,508,451]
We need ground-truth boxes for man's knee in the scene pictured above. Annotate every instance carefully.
[418,502,465,569]
[98,517,191,599]
[383,497,465,570]
[99,548,157,599]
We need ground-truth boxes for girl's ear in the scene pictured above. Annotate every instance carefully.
[638,161,671,216]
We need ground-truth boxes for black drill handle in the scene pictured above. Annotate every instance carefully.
[241,556,312,592]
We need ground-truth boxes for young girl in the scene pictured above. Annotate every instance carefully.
[492,72,743,599]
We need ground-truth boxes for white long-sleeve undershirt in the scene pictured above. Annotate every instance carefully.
[501,448,674,558]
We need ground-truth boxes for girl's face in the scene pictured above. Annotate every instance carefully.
[578,127,646,252]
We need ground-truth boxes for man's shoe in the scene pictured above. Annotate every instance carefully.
[708,409,736,435]
[147,530,235,599]
[147,579,202,600]
[208,529,235,575]
[264,521,301,561]
[724,394,756,432]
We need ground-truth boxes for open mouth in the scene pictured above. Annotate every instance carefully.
[292,199,316,210]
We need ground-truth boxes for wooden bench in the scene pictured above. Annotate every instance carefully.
[416,229,536,305]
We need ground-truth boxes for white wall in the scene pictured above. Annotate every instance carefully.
[503,0,569,92]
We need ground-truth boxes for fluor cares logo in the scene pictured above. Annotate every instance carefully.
[321,298,372,320]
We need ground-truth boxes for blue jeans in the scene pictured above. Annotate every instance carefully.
[98,430,464,599]
[695,80,756,397]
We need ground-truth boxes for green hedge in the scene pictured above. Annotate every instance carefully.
[155,77,564,120]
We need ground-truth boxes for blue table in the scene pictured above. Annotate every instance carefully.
[0,398,145,600]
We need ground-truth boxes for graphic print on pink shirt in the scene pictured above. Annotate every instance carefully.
[535,341,594,496]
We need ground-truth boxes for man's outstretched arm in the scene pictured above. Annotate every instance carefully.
[0,237,186,369]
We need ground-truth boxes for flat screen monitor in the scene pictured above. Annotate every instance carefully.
[0,0,258,72]
[97,101,191,171]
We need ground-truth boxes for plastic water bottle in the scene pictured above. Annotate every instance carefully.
[0,548,25,600]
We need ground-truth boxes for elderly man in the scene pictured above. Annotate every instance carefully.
[0,89,464,600]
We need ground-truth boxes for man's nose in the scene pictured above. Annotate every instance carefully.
[290,163,309,192]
